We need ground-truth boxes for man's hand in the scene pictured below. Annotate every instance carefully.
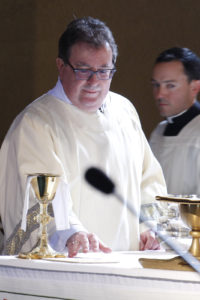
[66,231,112,257]
[139,230,160,250]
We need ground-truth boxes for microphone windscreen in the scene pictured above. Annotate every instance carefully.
[85,167,115,194]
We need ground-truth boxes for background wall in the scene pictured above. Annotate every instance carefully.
[1,0,200,144]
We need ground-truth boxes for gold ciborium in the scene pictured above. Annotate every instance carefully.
[139,195,200,271]
[179,203,200,258]
[19,174,65,259]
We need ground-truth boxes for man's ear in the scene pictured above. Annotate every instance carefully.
[56,57,65,72]
[191,80,200,97]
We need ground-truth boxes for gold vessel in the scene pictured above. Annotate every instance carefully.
[140,195,200,271]
[179,203,200,258]
[19,174,65,259]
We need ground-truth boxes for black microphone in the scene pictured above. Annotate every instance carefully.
[85,167,115,194]
[85,166,200,273]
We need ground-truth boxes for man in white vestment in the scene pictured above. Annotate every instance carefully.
[150,47,200,195]
[0,17,166,256]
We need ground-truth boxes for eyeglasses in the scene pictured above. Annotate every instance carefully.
[66,61,116,80]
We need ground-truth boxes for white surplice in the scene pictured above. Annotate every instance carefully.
[0,89,166,254]
[150,116,200,195]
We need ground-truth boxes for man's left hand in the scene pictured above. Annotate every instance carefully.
[139,230,160,250]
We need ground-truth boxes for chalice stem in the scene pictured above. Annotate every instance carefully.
[189,230,200,258]
[39,202,49,250]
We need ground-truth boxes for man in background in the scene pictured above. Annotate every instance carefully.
[150,47,200,195]
[0,17,166,257]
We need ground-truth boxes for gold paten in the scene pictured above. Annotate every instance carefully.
[18,174,65,259]
[139,195,200,271]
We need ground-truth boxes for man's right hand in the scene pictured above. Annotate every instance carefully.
[66,231,112,257]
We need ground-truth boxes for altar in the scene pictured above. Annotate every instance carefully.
[0,251,200,300]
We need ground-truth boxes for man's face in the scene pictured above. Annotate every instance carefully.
[151,61,198,117]
[56,42,113,112]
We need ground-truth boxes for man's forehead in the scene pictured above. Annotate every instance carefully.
[69,42,113,66]
[151,78,178,83]
[70,41,111,53]
[152,61,187,82]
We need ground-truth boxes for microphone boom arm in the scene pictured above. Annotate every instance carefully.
[114,191,200,274]
[85,167,200,273]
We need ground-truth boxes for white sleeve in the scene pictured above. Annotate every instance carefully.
[0,110,87,253]
[49,224,87,252]
[48,210,88,252]
[139,130,167,233]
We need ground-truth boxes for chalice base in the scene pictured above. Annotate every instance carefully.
[18,243,66,259]
[139,255,200,272]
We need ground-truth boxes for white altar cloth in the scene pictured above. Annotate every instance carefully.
[0,251,200,300]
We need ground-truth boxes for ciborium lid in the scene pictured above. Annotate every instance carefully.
[156,194,200,204]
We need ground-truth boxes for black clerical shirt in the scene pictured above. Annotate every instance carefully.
[164,101,200,136]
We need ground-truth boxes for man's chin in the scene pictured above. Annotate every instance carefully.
[81,99,103,111]
[159,109,168,118]
[78,102,100,113]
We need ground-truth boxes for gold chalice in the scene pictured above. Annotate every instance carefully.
[139,195,200,271]
[179,202,200,258]
[19,174,65,259]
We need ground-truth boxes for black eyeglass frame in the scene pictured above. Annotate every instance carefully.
[65,61,116,80]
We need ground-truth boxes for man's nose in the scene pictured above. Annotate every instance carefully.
[87,71,99,83]
[154,86,166,99]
